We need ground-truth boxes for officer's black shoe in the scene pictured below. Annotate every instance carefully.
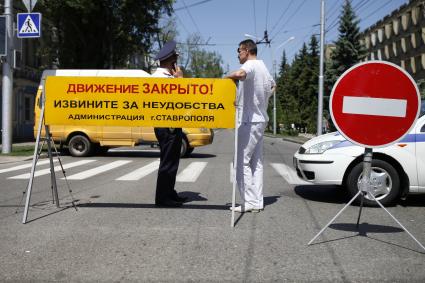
[172,195,188,203]
[155,199,183,207]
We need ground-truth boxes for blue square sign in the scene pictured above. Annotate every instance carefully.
[17,13,41,38]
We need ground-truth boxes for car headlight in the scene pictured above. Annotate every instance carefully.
[305,140,341,154]
[200,127,209,133]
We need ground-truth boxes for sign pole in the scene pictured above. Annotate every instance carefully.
[231,103,239,227]
[1,0,13,154]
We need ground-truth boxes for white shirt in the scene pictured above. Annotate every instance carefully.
[238,59,275,123]
[151,67,173,78]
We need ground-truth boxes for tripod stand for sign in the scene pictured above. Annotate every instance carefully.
[309,61,425,251]
[21,84,77,224]
[308,147,425,251]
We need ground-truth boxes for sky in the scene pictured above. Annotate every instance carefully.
[169,0,410,76]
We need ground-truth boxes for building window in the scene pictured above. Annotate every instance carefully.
[378,28,384,43]
[384,45,390,59]
[385,23,392,39]
[377,49,382,60]
[371,32,377,46]
[422,27,425,44]
[401,38,407,53]
[402,12,410,31]
[412,6,420,25]
[411,57,416,74]
[393,18,400,35]
[421,54,425,70]
[411,32,417,49]
[393,42,398,57]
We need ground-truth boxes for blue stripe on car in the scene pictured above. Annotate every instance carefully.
[331,133,425,150]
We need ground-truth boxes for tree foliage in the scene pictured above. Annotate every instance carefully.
[178,34,223,78]
[37,0,173,69]
[275,0,366,134]
[276,36,319,133]
[325,0,366,91]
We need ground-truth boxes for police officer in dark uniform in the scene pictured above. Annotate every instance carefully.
[152,41,187,207]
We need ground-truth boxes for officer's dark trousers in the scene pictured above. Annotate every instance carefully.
[154,128,182,202]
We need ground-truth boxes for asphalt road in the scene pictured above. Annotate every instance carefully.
[0,129,424,282]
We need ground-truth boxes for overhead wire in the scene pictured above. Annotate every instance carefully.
[269,0,295,36]
[181,0,202,35]
[265,0,270,31]
[361,0,395,22]
[253,0,258,38]
[271,0,308,41]
[174,0,213,11]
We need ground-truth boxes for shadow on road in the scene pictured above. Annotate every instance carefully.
[77,202,229,210]
[399,194,425,207]
[294,185,350,204]
[330,222,403,234]
[295,185,425,207]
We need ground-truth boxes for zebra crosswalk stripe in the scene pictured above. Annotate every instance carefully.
[9,160,96,179]
[270,163,310,185]
[116,160,160,181]
[65,160,132,180]
[176,162,207,182]
[0,159,57,174]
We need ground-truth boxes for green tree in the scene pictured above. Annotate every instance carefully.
[325,0,366,91]
[179,34,223,78]
[277,35,319,133]
[37,0,173,69]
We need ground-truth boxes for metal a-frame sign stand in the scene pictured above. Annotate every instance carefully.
[308,61,425,251]
[308,147,425,251]
[22,81,76,224]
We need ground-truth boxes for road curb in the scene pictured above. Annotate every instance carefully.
[264,133,309,144]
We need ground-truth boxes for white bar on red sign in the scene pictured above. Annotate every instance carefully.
[342,96,407,117]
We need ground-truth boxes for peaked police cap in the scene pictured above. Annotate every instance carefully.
[155,40,178,61]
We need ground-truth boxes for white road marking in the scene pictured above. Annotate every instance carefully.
[0,159,57,174]
[342,96,407,117]
[116,160,160,181]
[9,160,96,179]
[176,162,207,182]
[65,160,132,180]
[270,163,310,185]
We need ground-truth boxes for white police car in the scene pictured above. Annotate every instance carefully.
[293,100,425,206]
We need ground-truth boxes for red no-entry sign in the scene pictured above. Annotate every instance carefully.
[330,61,421,148]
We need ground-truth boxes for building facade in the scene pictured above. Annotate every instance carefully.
[360,0,425,83]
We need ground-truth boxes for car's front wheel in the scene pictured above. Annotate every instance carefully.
[346,159,400,206]
[68,135,93,157]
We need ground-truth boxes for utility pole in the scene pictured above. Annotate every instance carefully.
[317,0,325,136]
[2,0,13,154]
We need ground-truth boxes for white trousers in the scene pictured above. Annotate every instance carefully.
[236,122,266,209]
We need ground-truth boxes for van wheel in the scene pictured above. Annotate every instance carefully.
[186,147,194,156]
[346,159,400,206]
[68,135,93,157]
[180,138,191,157]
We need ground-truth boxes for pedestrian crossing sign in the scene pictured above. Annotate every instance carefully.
[17,13,41,38]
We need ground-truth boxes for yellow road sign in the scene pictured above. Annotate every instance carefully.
[45,76,236,128]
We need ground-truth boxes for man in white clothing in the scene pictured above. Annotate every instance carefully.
[226,39,275,213]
